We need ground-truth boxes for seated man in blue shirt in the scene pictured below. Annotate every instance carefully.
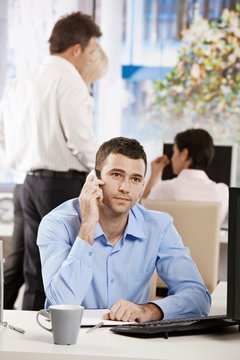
[37,137,211,322]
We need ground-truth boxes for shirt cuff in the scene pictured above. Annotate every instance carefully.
[70,236,93,264]
[151,298,172,320]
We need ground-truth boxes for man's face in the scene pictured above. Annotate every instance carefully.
[99,153,145,215]
[75,37,97,74]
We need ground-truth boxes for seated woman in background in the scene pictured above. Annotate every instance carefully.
[142,128,228,224]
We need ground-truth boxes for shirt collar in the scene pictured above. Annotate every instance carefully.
[125,207,146,239]
[45,55,81,78]
[178,169,209,180]
[94,223,105,239]
[94,206,146,242]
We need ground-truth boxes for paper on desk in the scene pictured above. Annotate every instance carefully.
[81,309,136,327]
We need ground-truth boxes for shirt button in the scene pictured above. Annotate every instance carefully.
[89,251,93,256]
[111,279,114,284]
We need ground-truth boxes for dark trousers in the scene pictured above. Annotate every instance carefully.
[4,184,24,309]
[21,172,87,310]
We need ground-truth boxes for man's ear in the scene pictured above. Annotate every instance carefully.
[72,44,82,57]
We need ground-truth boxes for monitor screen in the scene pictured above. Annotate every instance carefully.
[227,187,240,321]
[162,143,238,187]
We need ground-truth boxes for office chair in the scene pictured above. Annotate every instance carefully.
[141,199,221,294]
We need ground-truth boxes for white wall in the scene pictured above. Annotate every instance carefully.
[96,0,123,143]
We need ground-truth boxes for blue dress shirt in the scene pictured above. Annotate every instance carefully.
[37,198,211,319]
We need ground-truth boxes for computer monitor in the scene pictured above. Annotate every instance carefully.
[162,143,238,187]
[227,187,240,321]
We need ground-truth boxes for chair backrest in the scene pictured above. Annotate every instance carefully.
[141,199,221,293]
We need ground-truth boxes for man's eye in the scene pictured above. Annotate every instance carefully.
[112,173,121,178]
[132,177,141,183]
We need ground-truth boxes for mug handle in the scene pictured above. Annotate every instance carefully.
[36,309,52,332]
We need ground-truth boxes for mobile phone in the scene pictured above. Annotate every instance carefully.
[88,169,102,191]
[88,169,101,180]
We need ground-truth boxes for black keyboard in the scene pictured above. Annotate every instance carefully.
[110,315,240,338]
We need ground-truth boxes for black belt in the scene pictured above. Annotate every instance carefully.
[27,169,87,179]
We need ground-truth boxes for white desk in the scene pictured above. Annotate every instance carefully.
[0,282,240,360]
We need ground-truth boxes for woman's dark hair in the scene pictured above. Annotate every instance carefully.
[96,137,147,175]
[174,128,215,170]
[49,12,102,54]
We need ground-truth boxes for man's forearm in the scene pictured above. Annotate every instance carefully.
[43,237,94,305]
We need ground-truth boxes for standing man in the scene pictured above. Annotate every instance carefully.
[0,12,102,310]
[1,173,25,309]
[37,137,211,321]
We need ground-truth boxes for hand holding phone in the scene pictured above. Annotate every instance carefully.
[88,169,101,180]
[88,169,98,180]
[78,169,104,244]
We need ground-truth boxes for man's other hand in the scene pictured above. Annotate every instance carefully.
[103,299,163,323]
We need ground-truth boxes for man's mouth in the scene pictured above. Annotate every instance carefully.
[113,196,132,202]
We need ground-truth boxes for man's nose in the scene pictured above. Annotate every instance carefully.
[118,178,130,193]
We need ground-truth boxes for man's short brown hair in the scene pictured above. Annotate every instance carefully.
[49,11,102,54]
[95,137,147,176]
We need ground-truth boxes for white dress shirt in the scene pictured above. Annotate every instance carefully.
[148,169,229,223]
[0,55,98,172]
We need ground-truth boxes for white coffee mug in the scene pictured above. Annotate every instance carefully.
[36,304,84,345]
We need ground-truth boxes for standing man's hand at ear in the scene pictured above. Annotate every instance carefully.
[78,173,105,244]
[142,155,170,199]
